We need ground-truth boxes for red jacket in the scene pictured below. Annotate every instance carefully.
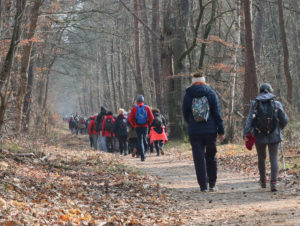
[88,116,99,136]
[129,102,154,128]
[102,115,115,137]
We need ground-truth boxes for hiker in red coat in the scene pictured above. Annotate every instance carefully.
[88,115,99,150]
[128,95,154,161]
[102,111,115,152]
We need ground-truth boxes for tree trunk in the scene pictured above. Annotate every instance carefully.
[225,0,241,143]
[198,0,217,69]
[133,0,144,95]
[243,0,258,118]
[151,0,163,110]
[173,0,189,73]
[254,0,266,64]
[15,0,42,133]
[278,0,293,105]
[290,0,300,110]
[140,0,156,103]
[0,0,27,92]
[22,49,35,131]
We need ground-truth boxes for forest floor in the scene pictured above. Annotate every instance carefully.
[0,126,299,225]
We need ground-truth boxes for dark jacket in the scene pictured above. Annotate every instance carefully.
[244,93,288,144]
[182,83,224,135]
[96,107,107,132]
[113,114,128,137]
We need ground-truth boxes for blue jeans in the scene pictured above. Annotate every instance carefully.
[135,127,148,160]
[97,132,107,151]
[189,133,217,190]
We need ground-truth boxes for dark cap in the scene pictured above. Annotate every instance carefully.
[137,95,144,103]
[259,83,273,93]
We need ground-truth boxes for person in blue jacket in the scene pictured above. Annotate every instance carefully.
[244,83,288,191]
[182,72,224,192]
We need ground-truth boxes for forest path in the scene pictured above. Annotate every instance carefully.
[123,148,300,225]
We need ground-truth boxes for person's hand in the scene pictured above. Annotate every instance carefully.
[243,136,249,142]
[218,134,224,141]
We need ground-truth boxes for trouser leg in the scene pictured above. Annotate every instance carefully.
[255,143,267,182]
[268,143,279,183]
[204,134,218,187]
[190,135,207,190]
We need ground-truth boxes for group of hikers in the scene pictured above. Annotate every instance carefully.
[182,71,288,192]
[67,70,288,193]
[81,95,168,160]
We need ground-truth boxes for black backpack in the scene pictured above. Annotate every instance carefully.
[118,118,128,135]
[252,99,278,135]
[104,118,113,132]
[152,114,163,128]
[95,114,104,132]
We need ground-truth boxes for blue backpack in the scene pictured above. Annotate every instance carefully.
[135,105,148,125]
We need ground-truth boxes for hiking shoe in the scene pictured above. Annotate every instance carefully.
[132,149,137,157]
[260,179,267,188]
[209,186,217,192]
[271,181,277,192]
[200,187,208,192]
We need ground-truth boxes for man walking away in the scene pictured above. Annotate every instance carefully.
[102,111,115,153]
[113,109,128,155]
[96,107,107,151]
[129,95,154,161]
[244,83,288,192]
[88,115,99,150]
[182,72,224,192]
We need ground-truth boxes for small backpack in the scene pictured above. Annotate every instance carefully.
[104,118,113,131]
[191,96,210,122]
[118,118,128,134]
[152,114,163,128]
[135,105,148,125]
[252,99,278,135]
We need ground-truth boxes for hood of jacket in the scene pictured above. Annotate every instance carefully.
[256,93,276,101]
[100,107,107,115]
[186,84,211,98]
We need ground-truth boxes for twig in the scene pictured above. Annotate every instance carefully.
[1,180,27,194]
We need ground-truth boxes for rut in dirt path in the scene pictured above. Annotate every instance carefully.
[122,150,300,225]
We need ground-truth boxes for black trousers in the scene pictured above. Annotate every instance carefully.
[189,133,217,190]
[118,136,128,154]
[106,137,114,152]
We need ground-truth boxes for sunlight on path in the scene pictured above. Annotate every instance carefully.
[122,151,300,225]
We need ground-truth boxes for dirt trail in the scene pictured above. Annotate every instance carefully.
[123,151,300,225]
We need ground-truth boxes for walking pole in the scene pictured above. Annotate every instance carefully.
[280,142,287,180]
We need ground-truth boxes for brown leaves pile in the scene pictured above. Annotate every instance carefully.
[0,134,185,225]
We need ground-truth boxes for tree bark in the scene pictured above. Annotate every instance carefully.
[151,0,163,110]
[254,0,266,64]
[278,0,293,105]
[225,0,241,143]
[290,0,300,110]
[15,0,42,133]
[140,0,156,102]
[22,49,35,131]
[0,0,26,91]
[243,0,258,118]
[173,0,189,74]
[133,0,144,95]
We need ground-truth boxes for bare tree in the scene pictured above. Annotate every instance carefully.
[278,0,293,105]
[243,0,258,118]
